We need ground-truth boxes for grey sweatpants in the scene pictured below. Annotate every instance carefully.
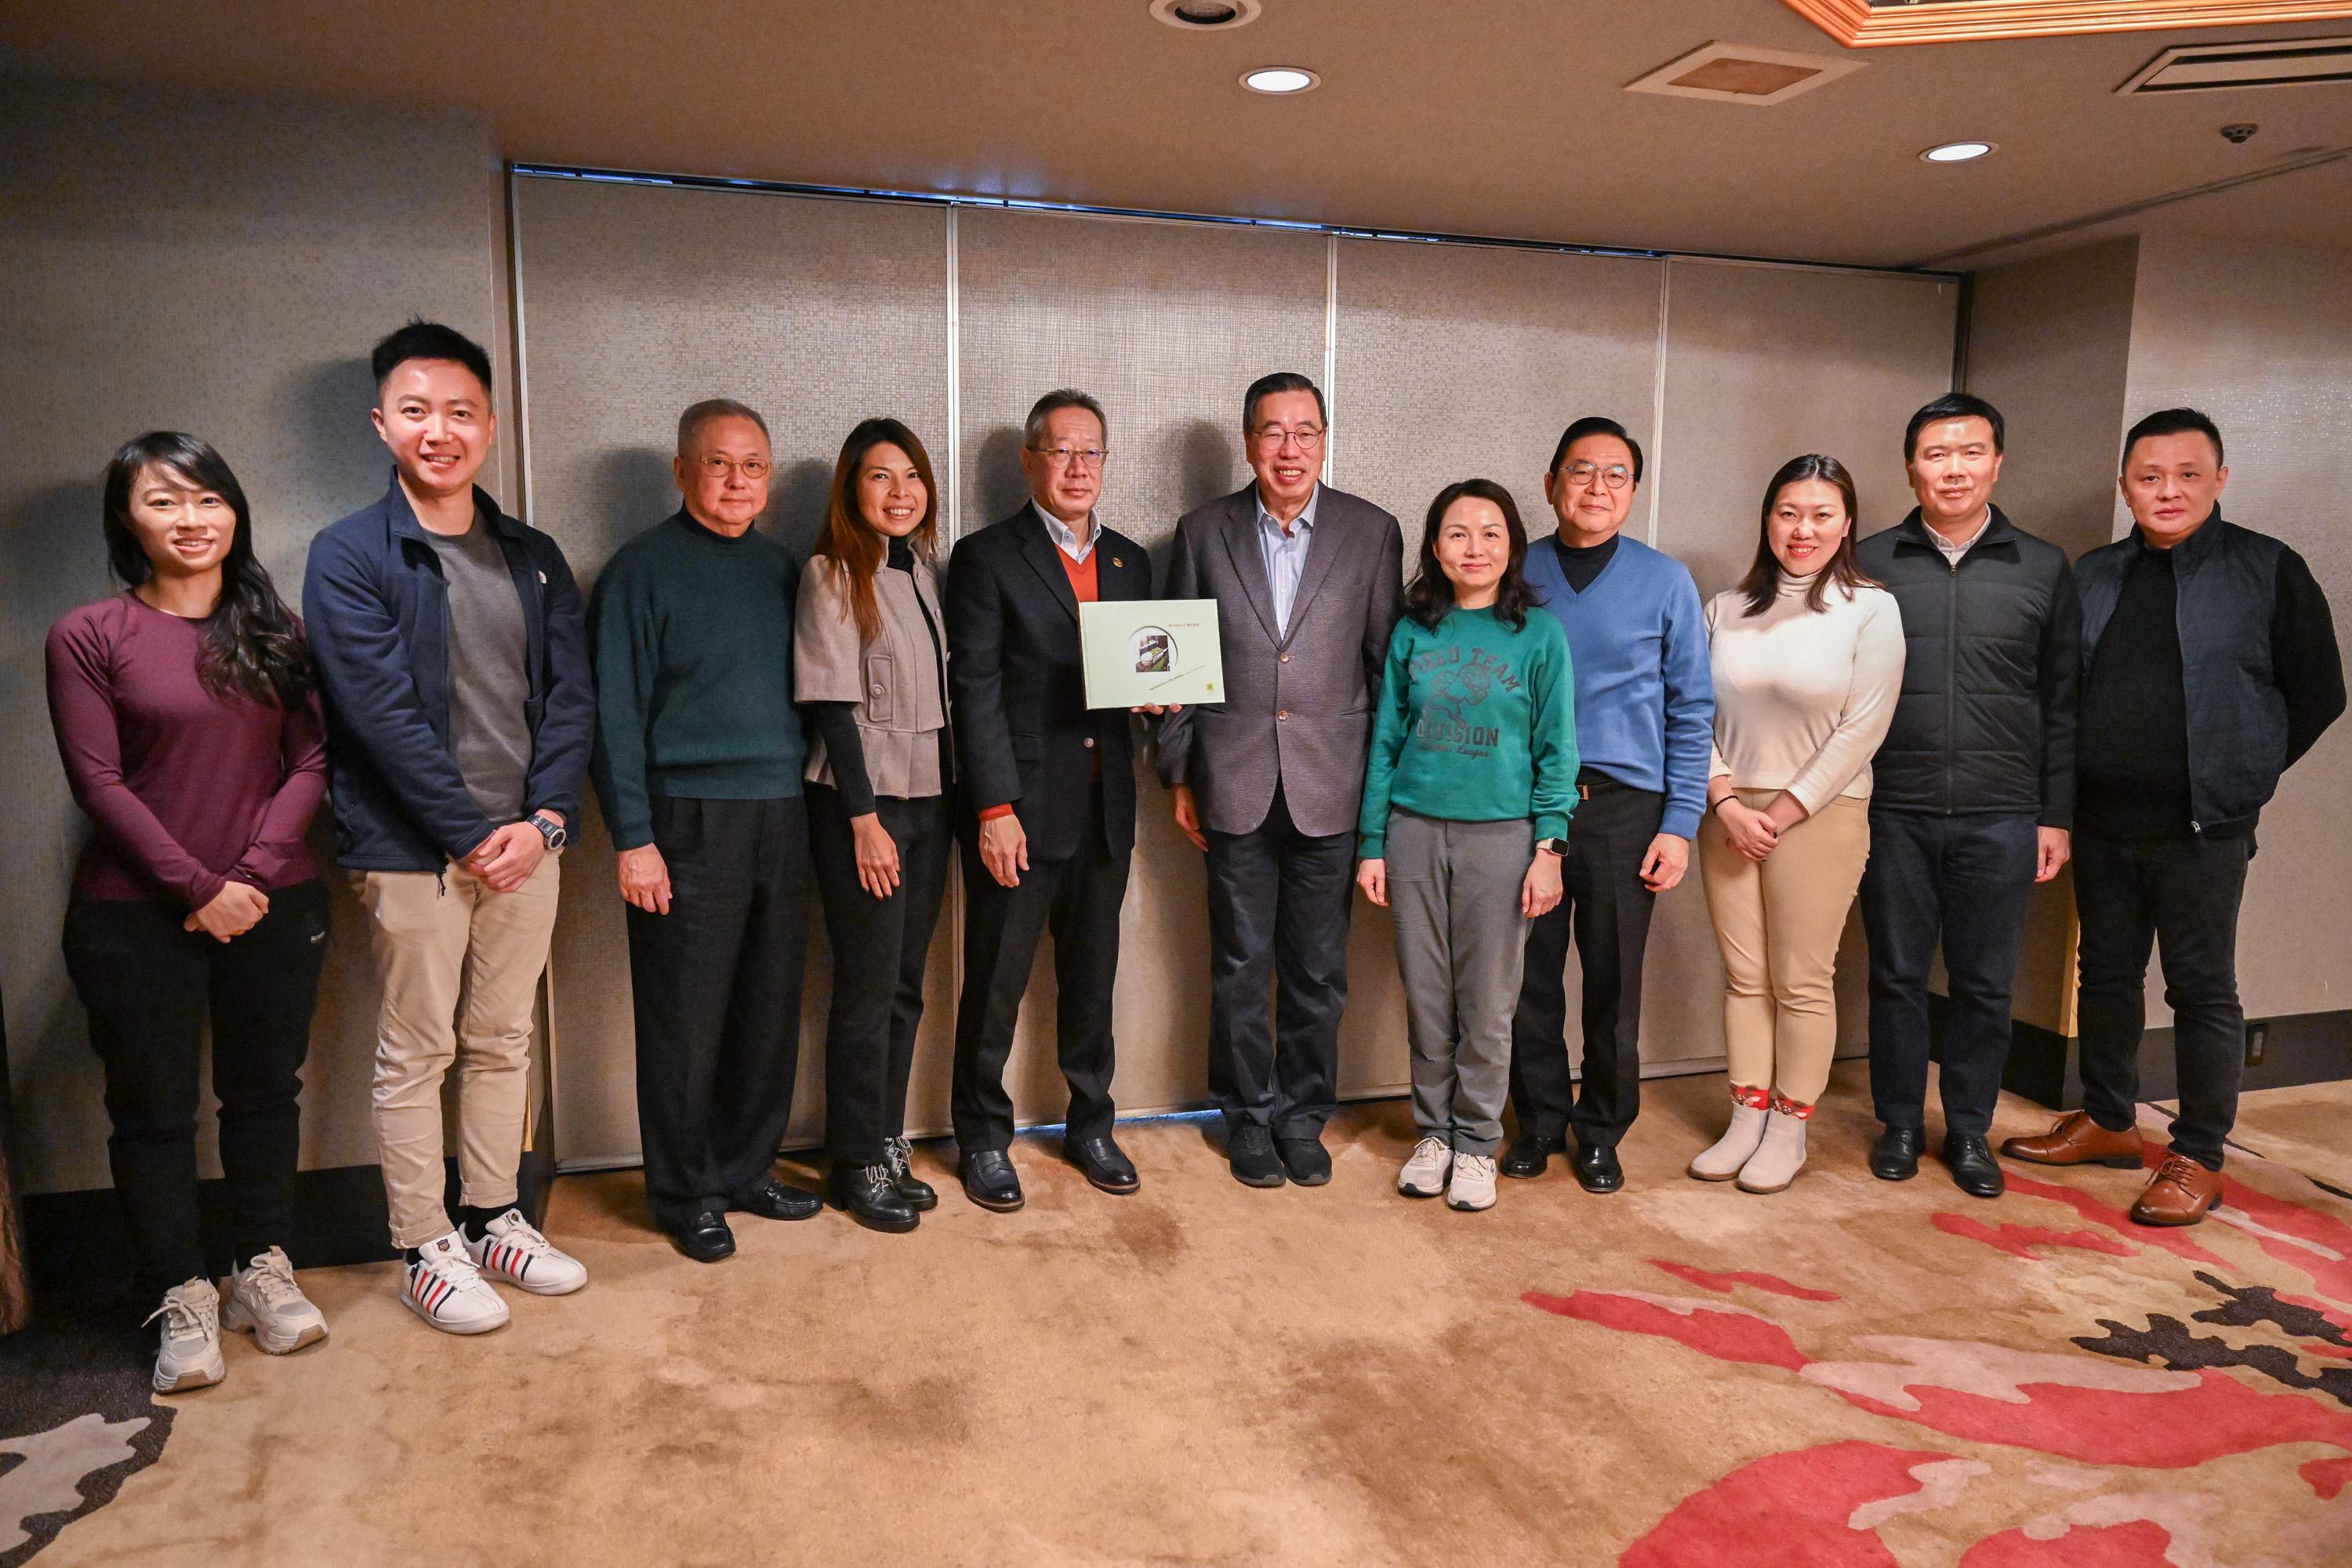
[1385,810,1535,1156]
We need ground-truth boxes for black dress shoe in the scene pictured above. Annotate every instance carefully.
[1276,1134,1332,1187]
[828,1163,920,1233]
[735,1178,822,1221]
[1869,1125,1925,1181]
[882,1137,939,1212]
[672,1210,735,1264]
[1501,1131,1565,1181]
[1943,1133,2006,1200]
[960,1149,1025,1212]
[1572,1142,1625,1193]
[1228,1124,1287,1188]
[1065,1134,1140,1195]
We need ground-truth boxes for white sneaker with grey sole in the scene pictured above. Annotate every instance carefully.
[1398,1136,1453,1198]
[223,1246,328,1354]
[145,1277,225,1393]
[1446,1152,1498,1211]
[466,1208,588,1296]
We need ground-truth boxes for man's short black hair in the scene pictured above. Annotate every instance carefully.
[1548,416,1644,483]
[1904,392,2004,463]
[372,319,493,397]
[2122,407,2225,472]
[1243,372,1327,430]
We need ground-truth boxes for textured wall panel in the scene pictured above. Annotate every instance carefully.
[953,208,1339,1116]
[0,82,503,1195]
[1657,260,1961,1063]
[2122,235,2352,1023]
[512,176,952,1163]
[1332,238,1664,552]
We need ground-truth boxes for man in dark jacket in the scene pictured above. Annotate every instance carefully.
[1854,393,2081,1200]
[2005,408,2343,1226]
[305,321,594,1334]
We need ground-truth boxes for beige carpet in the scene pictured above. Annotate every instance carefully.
[2158,1082,2352,1197]
[28,1066,2352,1566]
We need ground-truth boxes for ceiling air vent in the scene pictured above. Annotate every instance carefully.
[2120,36,2352,93]
[1626,42,1864,106]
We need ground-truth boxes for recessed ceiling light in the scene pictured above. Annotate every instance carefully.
[1921,140,1996,163]
[1151,0,1261,28]
[1243,66,1319,94]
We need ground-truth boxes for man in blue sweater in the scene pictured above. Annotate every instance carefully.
[1504,417,1714,1192]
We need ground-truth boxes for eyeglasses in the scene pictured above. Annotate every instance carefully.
[1030,446,1109,470]
[696,456,772,480]
[1250,424,1327,450]
[1563,460,1633,492]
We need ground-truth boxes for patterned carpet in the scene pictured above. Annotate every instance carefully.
[5,1065,2350,1566]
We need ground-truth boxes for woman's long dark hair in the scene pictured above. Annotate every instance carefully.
[103,432,311,707]
[1736,454,1878,616]
[813,417,941,645]
[1404,478,1534,631]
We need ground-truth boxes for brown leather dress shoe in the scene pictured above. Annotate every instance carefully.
[2130,1153,2224,1227]
[1999,1110,2144,1168]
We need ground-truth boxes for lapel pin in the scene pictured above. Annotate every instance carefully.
[1112,556,1123,568]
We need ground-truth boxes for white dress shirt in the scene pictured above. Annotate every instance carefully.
[1033,500,1098,564]
[1255,482,1320,636]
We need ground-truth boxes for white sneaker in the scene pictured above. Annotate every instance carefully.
[401,1231,510,1334]
[1446,1152,1498,1211]
[1398,1136,1453,1198]
[223,1247,328,1354]
[466,1209,588,1297]
[144,1277,225,1393]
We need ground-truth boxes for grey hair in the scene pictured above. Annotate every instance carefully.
[1022,388,1107,450]
[677,397,771,455]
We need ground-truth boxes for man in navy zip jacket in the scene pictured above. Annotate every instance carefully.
[304,321,595,1335]
[1854,393,2080,1200]
[2005,408,2341,1226]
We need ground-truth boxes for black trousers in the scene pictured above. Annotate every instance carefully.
[626,795,810,1231]
[808,786,952,1165]
[1203,781,1355,1139]
[1508,778,1663,1148]
[2074,829,2251,1171]
[952,787,1129,1152]
[1860,808,2038,1138]
[60,880,329,1300]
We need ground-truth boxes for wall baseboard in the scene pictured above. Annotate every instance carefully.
[1925,997,2352,1111]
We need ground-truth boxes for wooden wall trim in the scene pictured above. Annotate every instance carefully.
[1784,0,2352,47]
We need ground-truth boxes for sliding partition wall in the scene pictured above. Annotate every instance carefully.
[510,172,1958,1169]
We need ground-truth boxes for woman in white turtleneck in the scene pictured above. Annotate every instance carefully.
[1690,455,1905,1194]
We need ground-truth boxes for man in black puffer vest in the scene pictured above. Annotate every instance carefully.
[2005,408,2342,1228]
[1854,394,2081,1199]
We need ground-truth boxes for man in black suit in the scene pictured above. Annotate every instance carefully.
[946,388,1153,1211]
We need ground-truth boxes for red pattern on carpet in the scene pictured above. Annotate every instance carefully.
[1618,1440,1949,1567]
[1931,1214,2136,1260]
[1646,1259,1842,1300]
[1955,1519,2177,1566]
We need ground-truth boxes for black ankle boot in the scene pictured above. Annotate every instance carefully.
[882,1137,938,1212]
[829,1163,920,1233]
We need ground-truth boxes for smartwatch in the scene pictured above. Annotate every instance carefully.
[528,811,568,851]
[1534,837,1568,857]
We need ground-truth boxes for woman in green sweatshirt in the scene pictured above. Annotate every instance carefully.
[1356,479,1577,1212]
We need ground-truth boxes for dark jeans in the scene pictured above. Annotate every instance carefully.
[1203,781,1355,1140]
[2074,829,2251,1171]
[952,787,1129,1152]
[1860,808,2038,1138]
[808,786,952,1165]
[626,795,810,1232]
[60,880,329,1300]
[1509,778,1664,1149]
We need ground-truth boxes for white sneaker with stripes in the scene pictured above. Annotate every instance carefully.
[466,1209,588,1297]
[401,1232,510,1335]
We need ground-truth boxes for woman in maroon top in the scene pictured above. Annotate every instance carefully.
[47,432,332,1393]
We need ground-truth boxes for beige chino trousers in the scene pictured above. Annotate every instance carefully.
[1698,792,1869,1109]
[358,852,561,1248]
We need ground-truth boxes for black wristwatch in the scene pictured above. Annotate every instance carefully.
[1534,837,1567,857]
[528,811,568,851]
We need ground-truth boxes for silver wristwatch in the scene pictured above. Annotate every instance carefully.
[528,811,568,851]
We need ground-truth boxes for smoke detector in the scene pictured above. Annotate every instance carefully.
[1627,41,1864,106]
[1152,0,1263,29]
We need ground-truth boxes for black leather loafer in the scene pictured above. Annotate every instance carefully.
[1943,1133,2006,1200]
[1228,1124,1287,1188]
[1501,1131,1565,1181]
[1276,1134,1333,1187]
[672,1210,735,1264]
[960,1149,1025,1212]
[1869,1125,1925,1182]
[883,1137,939,1212]
[735,1178,822,1222]
[828,1163,920,1234]
[1572,1142,1625,1194]
[1065,1134,1140,1195]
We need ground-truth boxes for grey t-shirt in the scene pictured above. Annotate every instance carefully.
[426,515,533,824]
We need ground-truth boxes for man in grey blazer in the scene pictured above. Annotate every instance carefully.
[1158,372,1404,1188]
